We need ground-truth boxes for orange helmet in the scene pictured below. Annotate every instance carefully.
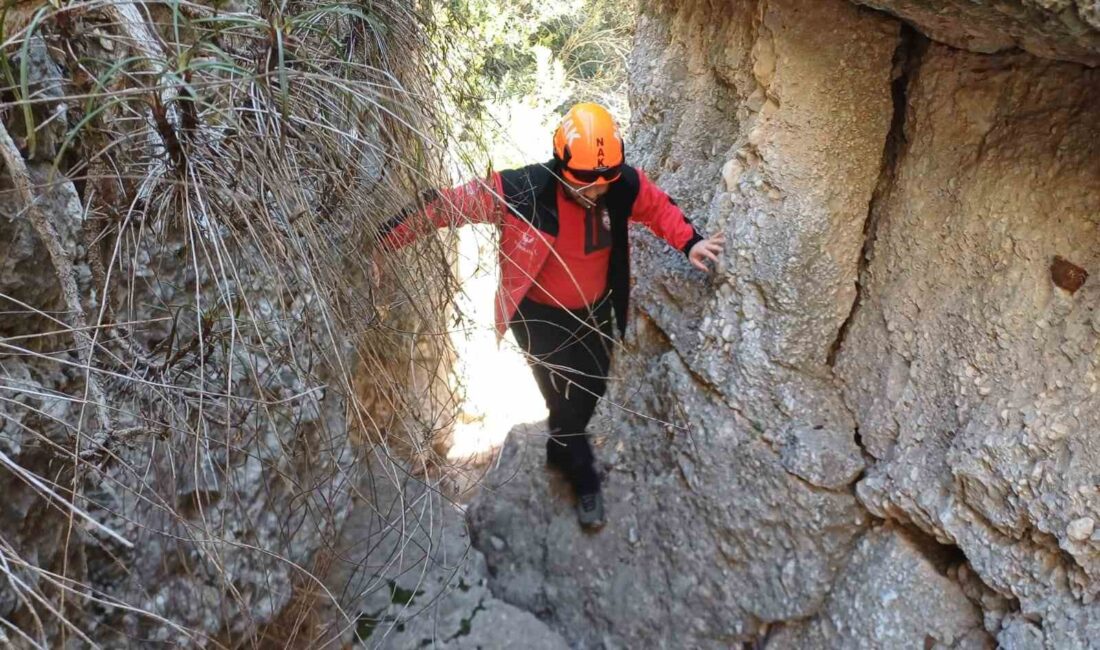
[553,102,624,185]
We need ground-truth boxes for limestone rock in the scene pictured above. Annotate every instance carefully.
[0,163,84,337]
[470,416,870,647]
[329,456,568,650]
[766,526,992,649]
[1068,517,1096,542]
[856,0,1100,65]
[997,614,1046,650]
[777,422,865,490]
[835,42,1100,645]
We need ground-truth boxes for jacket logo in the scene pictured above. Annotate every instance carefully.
[585,205,612,254]
[518,231,536,251]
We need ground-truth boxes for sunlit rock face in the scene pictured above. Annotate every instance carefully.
[470,0,1100,646]
[836,44,1100,646]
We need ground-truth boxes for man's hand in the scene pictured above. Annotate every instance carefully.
[368,249,382,288]
[688,232,726,273]
[369,244,394,288]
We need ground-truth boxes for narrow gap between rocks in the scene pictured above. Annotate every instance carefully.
[892,522,968,576]
[826,22,925,370]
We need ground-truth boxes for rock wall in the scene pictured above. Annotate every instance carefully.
[856,0,1100,65]
[835,41,1100,646]
[470,0,1100,647]
[0,107,352,649]
[328,447,568,649]
[0,3,457,646]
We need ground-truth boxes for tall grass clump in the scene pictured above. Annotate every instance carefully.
[0,0,465,645]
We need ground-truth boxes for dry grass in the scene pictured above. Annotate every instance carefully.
[0,0,476,646]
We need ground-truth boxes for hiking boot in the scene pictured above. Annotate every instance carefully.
[577,489,605,530]
[572,460,604,530]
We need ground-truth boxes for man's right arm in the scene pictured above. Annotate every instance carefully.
[378,173,505,250]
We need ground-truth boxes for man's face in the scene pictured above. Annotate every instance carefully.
[562,179,611,208]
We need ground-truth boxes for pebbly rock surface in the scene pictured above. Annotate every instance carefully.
[835,42,1100,647]
[470,416,871,647]
[330,453,569,650]
[0,157,357,646]
[767,526,991,649]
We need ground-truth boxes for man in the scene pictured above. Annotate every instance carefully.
[380,102,725,529]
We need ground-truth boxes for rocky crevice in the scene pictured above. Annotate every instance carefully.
[833,33,1100,649]
[827,23,926,370]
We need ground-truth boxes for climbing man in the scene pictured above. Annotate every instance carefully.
[378,102,725,529]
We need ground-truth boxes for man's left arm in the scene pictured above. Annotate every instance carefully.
[630,170,725,273]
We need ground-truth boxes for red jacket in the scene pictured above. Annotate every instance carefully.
[380,161,701,337]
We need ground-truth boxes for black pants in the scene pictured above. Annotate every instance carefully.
[509,295,614,493]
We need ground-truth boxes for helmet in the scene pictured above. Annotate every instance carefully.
[553,102,624,185]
